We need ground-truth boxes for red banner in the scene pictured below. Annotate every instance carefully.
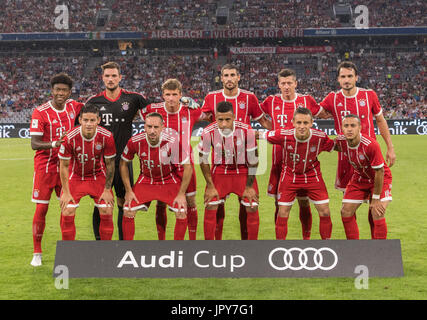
[229,46,335,55]
[143,28,303,40]
[276,46,335,53]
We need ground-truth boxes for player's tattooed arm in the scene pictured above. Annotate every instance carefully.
[104,156,115,190]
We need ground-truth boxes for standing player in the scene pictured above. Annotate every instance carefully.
[320,61,395,238]
[86,61,149,240]
[260,108,335,240]
[58,104,116,241]
[335,115,392,239]
[199,101,260,240]
[29,73,83,266]
[140,79,201,240]
[201,63,271,240]
[260,68,330,240]
[120,112,192,240]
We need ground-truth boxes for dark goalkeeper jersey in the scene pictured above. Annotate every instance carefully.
[86,89,148,160]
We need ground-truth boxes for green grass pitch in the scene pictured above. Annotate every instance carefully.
[0,135,426,300]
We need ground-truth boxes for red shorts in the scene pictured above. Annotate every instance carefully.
[268,165,310,200]
[32,170,61,204]
[277,177,329,206]
[343,177,393,204]
[176,164,197,197]
[124,182,182,213]
[335,153,354,191]
[66,176,113,208]
[208,173,259,207]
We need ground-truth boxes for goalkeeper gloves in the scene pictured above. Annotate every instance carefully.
[180,97,200,109]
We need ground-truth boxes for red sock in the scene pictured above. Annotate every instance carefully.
[274,205,279,224]
[204,209,217,240]
[275,216,288,240]
[99,214,114,240]
[342,216,359,239]
[368,209,375,239]
[373,218,387,239]
[319,216,333,240]
[299,205,312,240]
[246,209,259,240]
[174,218,188,240]
[122,216,135,240]
[61,215,76,240]
[32,203,49,253]
[155,204,167,240]
[215,204,225,240]
[239,204,248,240]
[187,206,198,240]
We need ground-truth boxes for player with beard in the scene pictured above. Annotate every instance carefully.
[320,61,395,238]
[140,79,201,240]
[86,62,149,240]
[201,64,271,240]
[335,114,392,239]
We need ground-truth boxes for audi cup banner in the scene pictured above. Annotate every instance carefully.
[2,119,426,138]
[54,240,403,278]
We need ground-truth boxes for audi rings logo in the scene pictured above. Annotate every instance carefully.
[416,122,427,135]
[19,128,30,138]
[268,247,338,271]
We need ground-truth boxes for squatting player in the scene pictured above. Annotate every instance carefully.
[120,112,193,240]
[320,61,395,238]
[139,79,201,240]
[260,68,330,240]
[199,101,260,240]
[86,61,149,240]
[58,104,116,241]
[29,73,83,266]
[260,108,335,240]
[335,114,392,239]
[201,63,271,240]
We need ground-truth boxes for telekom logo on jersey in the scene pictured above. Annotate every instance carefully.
[101,113,114,126]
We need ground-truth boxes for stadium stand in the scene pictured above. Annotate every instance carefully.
[0,0,425,33]
[0,1,425,122]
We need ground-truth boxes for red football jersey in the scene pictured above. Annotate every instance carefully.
[201,89,264,124]
[320,88,382,138]
[58,126,116,181]
[198,121,257,175]
[334,134,392,184]
[263,128,335,184]
[30,99,83,173]
[139,101,201,170]
[121,131,182,185]
[260,93,322,166]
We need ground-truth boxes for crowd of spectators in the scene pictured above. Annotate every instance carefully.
[231,50,426,119]
[0,0,425,33]
[1,47,425,122]
[0,0,102,33]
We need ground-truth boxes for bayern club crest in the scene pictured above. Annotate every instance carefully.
[358,99,366,107]
[239,102,246,109]
[96,143,102,151]
[69,112,75,119]
[121,102,130,111]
